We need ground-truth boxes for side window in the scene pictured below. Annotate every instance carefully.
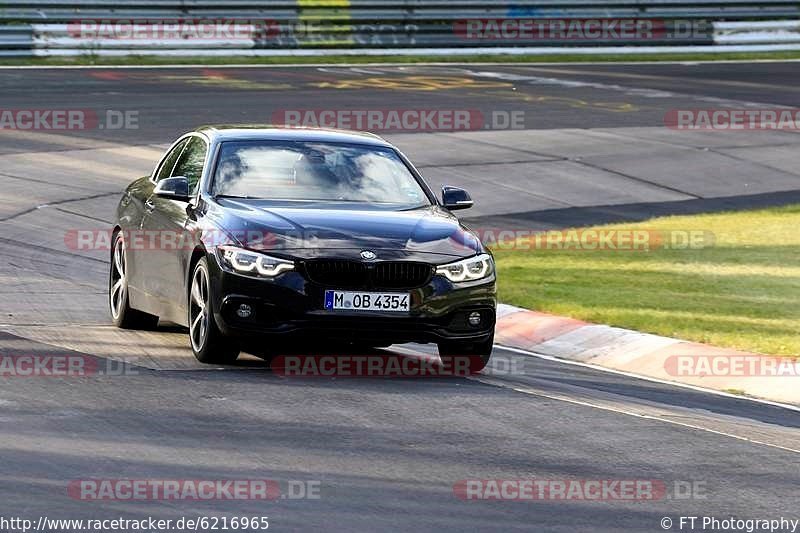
[154,139,189,182]
[171,137,208,194]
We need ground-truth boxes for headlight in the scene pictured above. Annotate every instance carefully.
[217,246,294,278]
[436,254,494,283]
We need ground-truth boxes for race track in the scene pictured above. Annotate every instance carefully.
[0,62,799,532]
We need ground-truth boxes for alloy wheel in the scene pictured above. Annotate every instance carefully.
[189,265,210,352]
[110,235,127,319]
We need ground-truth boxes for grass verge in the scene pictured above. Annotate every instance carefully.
[493,204,800,356]
[2,50,800,67]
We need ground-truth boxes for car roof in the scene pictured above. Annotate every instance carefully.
[194,125,392,147]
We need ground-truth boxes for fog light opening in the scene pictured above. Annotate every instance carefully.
[236,303,253,319]
[468,312,482,327]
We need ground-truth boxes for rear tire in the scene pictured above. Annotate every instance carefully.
[189,257,240,365]
[109,231,159,330]
[438,332,494,374]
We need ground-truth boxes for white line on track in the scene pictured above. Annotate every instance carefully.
[473,373,800,456]
[494,344,800,413]
[421,342,800,455]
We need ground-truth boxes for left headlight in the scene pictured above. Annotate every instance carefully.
[436,253,494,283]
[216,245,294,278]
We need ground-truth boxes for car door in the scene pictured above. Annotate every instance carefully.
[127,137,189,313]
[140,135,209,322]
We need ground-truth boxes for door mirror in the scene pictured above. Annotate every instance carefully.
[154,176,190,202]
[442,186,473,211]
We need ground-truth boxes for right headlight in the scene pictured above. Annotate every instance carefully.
[216,245,294,278]
[436,254,494,283]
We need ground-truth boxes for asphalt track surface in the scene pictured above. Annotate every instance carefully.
[0,62,799,532]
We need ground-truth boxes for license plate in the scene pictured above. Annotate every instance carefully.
[324,290,410,313]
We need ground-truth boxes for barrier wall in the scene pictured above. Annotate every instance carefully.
[1,1,799,56]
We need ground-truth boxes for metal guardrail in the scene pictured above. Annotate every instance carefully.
[3,1,800,21]
[715,19,800,42]
[1,1,799,56]
[0,25,34,55]
[29,21,718,50]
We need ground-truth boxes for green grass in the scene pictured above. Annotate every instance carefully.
[2,50,800,66]
[724,389,747,397]
[493,205,800,356]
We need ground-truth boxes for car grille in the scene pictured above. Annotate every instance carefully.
[304,260,433,290]
[304,260,368,288]
[374,262,433,289]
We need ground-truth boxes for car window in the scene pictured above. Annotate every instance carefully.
[154,139,189,182]
[212,141,430,208]
[172,136,208,193]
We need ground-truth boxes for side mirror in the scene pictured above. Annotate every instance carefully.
[154,176,190,202]
[442,186,473,211]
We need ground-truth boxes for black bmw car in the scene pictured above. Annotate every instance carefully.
[110,126,496,369]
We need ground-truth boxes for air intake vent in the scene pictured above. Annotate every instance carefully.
[304,260,368,288]
[374,262,432,289]
[304,260,432,289]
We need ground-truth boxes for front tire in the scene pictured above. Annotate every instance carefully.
[438,332,494,374]
[189,257,240,365]
[109,231,159,330]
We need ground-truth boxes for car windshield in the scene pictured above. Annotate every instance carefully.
[212,140,431,208]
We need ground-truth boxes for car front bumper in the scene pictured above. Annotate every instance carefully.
[207,255,497,345]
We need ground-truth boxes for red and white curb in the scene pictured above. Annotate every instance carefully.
[495,304,800,405]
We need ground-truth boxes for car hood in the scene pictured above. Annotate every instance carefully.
[212,199,483,261]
